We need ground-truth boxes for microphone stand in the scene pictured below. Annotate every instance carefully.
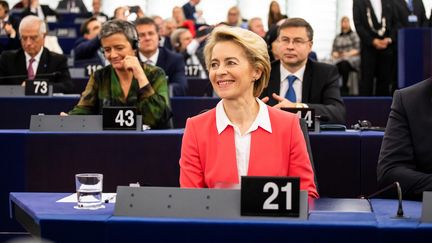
[360,181,405,218]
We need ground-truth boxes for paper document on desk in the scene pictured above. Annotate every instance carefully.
[57,193,117,203]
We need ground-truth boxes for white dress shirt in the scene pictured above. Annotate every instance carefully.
[370,0,383,22]
[139,48,159,65]
[279,63,306,103]
[216,98,272,181]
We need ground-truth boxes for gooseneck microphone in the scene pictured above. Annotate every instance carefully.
[0,72,60,80]
[360,181,405,218]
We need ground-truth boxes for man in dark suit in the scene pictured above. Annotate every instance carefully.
[261,18,345,124]
[377,78,432,200]
[73,17,103,66]
[135,17,187,96]
[0,0,20,54]
[22,0,58,21]
[0,15,73,93]
[353,0,399,96]
[394,0,427,27]
[56,0,88,14]
[182,0,200,22]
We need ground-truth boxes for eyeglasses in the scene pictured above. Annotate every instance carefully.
[279,37,311,47]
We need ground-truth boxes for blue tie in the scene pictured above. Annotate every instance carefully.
[407,0,413,12]
[285,75,297,102]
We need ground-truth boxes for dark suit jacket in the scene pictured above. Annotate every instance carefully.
[73,36,103,66]
[0,47,73,93]
[353,0,399,47]
[155,47,188,96]
[22,5,58,20]
[56,0,88,14]
[0,16,21,54]
[261,59,346,124]
[377,78,432,200]
[394,0,427,27]
[182,2,196,21]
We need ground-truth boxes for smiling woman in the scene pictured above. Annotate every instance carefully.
[179,25,318,198]
[67,19,172,129]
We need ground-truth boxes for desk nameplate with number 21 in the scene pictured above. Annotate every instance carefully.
[241,176,300,217]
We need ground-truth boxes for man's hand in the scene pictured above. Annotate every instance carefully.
[262,93,296,109]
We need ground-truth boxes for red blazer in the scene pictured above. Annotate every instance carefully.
[180,105,319,198]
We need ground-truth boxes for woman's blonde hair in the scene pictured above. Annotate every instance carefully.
[204,25,270,97]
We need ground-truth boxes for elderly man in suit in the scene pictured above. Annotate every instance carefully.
[135,17,188,96]
[377,78,432,200]
[0,15,73,93]
[261,18,345,124]
[56,0,88,14]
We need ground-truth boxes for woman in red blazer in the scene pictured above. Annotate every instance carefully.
[179,26,318,198]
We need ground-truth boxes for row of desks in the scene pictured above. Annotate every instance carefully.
[9,192,432,243]
[0,129,384,232]
[0,96,392,129]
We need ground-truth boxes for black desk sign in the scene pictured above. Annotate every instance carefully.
[282,108,315,130]
[103,107,137,130]
[25,80,50,96]
[185,64,201,77]
[241,176,300,217]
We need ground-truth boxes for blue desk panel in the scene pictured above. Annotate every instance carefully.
[9,193,432,243]
[0,96,392,129]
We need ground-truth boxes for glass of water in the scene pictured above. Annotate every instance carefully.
[75,173,103,209]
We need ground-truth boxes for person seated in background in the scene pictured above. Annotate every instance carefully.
[135,17,187,96]
[248,17,266,38]
[67,20,172,129]
[0,15,72,93]
[331,16,360,96]
[0,0,20,54]
[72,17,104,66]
[179,25,318,198]
[113,5,144,22]
[170,27,208,79]
[377,78,432,201]
[225,6,248,29]
[261,18,346,125]
[22,0,58,21]
[172,6,195,37]
[394,0,427,28]
[90,0,108,23]
[159,18,177,50]
[56,0,88,15]
[267,0,287,29]
[182,0,200,23]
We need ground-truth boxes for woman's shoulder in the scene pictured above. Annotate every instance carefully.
[142,63,167,81]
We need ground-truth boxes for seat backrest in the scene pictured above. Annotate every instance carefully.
[299,118,319,192]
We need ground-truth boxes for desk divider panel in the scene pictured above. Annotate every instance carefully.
[114,186,308,220]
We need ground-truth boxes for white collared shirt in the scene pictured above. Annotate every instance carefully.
[370,0,382,22]
[279,63,306,103]
[139,48,159,65]
[25,48,44,77]
[216,98,272,181]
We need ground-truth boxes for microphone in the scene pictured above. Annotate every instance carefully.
[0,72,61,80]
[360,181,405,218]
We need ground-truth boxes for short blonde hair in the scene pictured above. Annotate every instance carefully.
[204,25,270,97]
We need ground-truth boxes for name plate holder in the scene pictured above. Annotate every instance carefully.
[421,191,432,222]
[114,186,308,220]
[29,115,142,131]
[281,108,317,132]
[0,85,25,97]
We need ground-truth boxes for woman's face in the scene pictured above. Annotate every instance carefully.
[101,33,135,71]
[227,9,240,25]
[209,41,260,100]
[270,1,280,14]
[341,18,350,32]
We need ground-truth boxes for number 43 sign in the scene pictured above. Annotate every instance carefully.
[241,176,300,217]
[103,107,137,130]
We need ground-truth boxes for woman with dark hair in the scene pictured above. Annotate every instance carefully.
[267,1,287,29]
[331,16,360,95]
[67,20,172,129]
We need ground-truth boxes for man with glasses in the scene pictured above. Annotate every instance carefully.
[0,15,73,93]
[261,18,345,124]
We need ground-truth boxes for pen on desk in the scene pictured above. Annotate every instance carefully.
[104,195,116,203]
